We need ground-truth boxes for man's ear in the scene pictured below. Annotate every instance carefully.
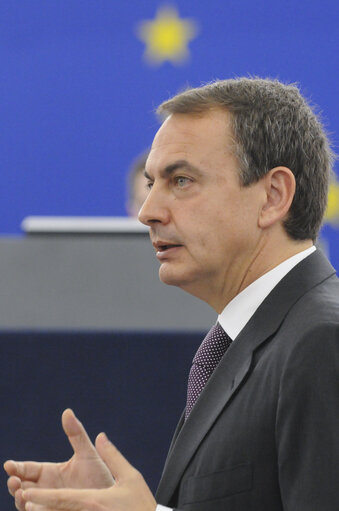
[259,167,296,229]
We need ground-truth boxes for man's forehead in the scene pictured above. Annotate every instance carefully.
[152,116,201,149]
[146,140,196,175]
[154,110,228,141]
[146,110,233,174]
[146,123,192,171]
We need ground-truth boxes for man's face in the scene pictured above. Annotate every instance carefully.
[138,109,266,310]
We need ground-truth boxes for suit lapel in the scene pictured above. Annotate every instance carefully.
[161,410,185,462]
[156,250,335,504]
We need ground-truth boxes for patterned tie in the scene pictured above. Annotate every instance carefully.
[185,322,232,420]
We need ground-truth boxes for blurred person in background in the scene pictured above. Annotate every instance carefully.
[127,149,150,217]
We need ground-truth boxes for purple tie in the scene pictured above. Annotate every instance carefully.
[185,322,232,420]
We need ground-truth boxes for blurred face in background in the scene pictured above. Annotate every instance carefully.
[128,170,149,217]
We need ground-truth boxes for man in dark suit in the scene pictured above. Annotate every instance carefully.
[5,78,339,511]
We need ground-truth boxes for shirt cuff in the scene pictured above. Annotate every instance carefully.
[156,505,173,511]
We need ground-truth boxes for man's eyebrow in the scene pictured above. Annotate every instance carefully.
[144,160,202,180]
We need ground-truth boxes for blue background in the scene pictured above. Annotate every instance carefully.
[1,0,338,256]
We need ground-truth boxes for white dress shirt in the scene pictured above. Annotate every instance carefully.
[218,245,315,340]
[156,245,315,511]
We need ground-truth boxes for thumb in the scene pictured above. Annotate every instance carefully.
[95,433,134,482]
[62,409,97,457]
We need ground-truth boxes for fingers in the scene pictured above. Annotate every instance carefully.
[4,459,17,476]
[7,475,21,496]
[14,488,27,511]
[4,460,42,482]
[23,488,93,511]
[95,432,134,482]
[5,463,41,511]
[61,409,97,458]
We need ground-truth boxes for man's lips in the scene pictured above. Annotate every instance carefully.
[152,240,183,250]
[152,240,183,258]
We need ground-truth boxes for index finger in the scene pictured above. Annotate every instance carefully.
[4,461,42,482]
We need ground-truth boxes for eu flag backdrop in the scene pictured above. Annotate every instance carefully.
[0,0,338,260]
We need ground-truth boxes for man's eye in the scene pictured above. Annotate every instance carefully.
[146,182,153,190]
[175,176,190,187]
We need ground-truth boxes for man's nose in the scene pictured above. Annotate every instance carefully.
[138,187,170,226]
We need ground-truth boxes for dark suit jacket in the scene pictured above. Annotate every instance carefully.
[156,250,339,510]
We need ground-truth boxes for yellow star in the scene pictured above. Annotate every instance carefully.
[136,6,198,65]
[324,179,339,226]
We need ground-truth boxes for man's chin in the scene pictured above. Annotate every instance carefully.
[158,264,194,288]
[159,269,182,287]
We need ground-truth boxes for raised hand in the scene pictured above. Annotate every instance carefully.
[4,409,114,511]
[22,431,157,511]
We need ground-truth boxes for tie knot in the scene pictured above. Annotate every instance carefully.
[193,322,232,369]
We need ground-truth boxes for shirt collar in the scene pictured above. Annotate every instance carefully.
[218,246,316,340]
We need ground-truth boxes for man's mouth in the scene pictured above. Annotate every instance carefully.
[157,243,182,252]
[152,241,183,259]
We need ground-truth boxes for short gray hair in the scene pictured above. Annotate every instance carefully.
[157,78,335,241]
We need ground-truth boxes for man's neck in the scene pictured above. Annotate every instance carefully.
[184,237,314,314]
[218,245,316,340]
